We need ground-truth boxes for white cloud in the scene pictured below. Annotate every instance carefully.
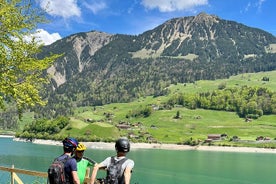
[38,0,81,18]
[141,0,208,12]
[83,0,107,14]
[256,0,266,11]
[244,2,251,12]
[242,0,266,13]
[32,29,61,45]
[257,0,266,6]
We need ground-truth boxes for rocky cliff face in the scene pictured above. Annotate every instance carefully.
[45,31,113,88]
[132,12,275,60]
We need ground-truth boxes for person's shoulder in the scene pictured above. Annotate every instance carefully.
[82,157,92,164]
[126,158,134,163]
[118,157,134,165]
[56,154,68,160]
[66,157,77,166]
[125,157,134,163]
[65,156,77,164]
[124,158,134,169]
[99,156,112,165]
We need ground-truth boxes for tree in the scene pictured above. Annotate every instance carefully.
[174,110,181,119]
[0,0,60,117]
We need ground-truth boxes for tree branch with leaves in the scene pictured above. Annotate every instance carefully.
[0,0,60,118]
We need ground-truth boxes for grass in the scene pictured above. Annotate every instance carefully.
[69,117,89,129]
[65,99,276,145]
[168,70,276,94]
[17,112,35,131]
[14,71,276,147]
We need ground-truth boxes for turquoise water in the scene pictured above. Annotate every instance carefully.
[1,137,276,183]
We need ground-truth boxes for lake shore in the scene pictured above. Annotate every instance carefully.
[0,135,15,138]
[11,137,276,154]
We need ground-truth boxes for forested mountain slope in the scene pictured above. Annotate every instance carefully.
[36,12,276,118]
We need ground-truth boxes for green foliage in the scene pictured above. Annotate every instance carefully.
[262,76,270,81]
[126,106,153,118]
[0,106,19,130]
[174,110,181,119]
[218,82,226,90]
[166,85,276,118]
[0,0,60,118]
[21,116,69,135]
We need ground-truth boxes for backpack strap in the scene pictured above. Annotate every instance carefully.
[110,156,127,165]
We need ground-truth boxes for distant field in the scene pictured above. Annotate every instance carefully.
[169,70,276,94]
[14,71,276,147]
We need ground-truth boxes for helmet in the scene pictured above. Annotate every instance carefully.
[62,137,78,149]
[115,138,130,153]
[76,143,87,151]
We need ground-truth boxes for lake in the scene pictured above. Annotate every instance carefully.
[1,137,276,184]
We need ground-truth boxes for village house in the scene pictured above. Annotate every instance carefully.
[204,134,225,143]
[207,134,222,140]
[116,124,131,130]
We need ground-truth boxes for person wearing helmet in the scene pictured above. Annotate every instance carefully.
[73,143,96,184]
[57,137,80,184]
[90,138,135,184]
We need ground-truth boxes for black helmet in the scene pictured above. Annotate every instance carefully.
[115,138,130,153]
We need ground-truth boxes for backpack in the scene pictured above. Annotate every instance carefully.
[48,155,69,184]
[106,157,127,184]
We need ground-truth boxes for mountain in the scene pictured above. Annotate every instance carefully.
[40,31,113,89]
[37,12,276,118]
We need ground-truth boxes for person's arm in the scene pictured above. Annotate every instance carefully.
[70,157,80,184]
[90,163,103,184]
[72,170,80,184]
[83,156,97,165]
[124,167,132,184]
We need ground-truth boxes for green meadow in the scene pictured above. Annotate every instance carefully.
[15,71,276,147]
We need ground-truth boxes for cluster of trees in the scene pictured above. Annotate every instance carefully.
[125,106,153,118]
[0,109,18,130]
[15,115,116,142]
[165,85,276,118]
[16,116,70,140]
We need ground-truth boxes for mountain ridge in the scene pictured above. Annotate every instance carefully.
[36,12,276,118]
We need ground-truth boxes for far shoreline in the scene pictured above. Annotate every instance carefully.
[9,137,276,154]
[0,135,15,138]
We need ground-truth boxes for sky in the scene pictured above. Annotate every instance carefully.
[33,0,276,45]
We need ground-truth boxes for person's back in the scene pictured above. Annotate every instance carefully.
[90,138,134,184]
[48,137,80,184]
[48,154,69,184]
[104,156,133,184]
[57,154,77,183]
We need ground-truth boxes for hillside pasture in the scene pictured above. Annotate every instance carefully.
[69,100,276,145]
[67,71,276,145]
[169,71,276,94]
[14,71,276,147]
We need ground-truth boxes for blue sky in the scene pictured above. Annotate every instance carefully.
[33,0,276,45]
